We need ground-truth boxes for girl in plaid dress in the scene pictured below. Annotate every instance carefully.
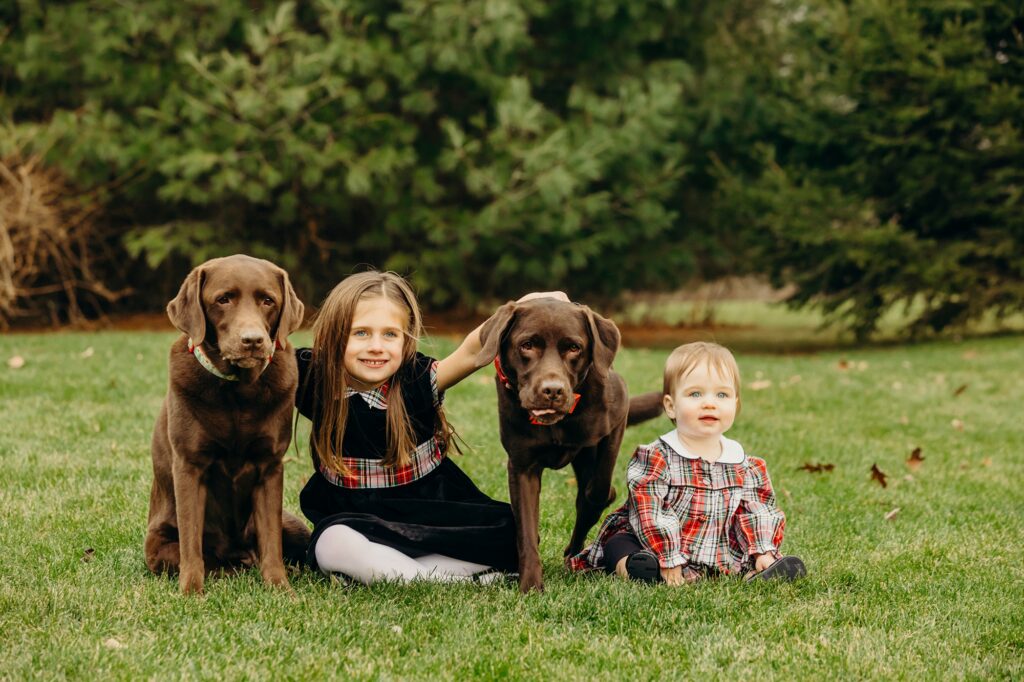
[569,342,806,584]
[296,271,562,584]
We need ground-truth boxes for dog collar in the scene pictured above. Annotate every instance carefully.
[188,338,282,382]
[494,357,582,425]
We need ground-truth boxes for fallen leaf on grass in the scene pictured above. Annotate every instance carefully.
[748,380,772,391]
[81,548,95,563]
[951,418,965,431]
[798,462,835,473]
[906,447,924,471]
[836,359,850,371]
[103,638,126,650]
[870,463,888,488]
[282,456,296,464]
[953,383,968,397]
[7,355,25,369]
[884,507,901,521]
[981,457,992,468]
[566,477,577,486]
[899,414,910,425]
[80,347,95,359]
[961,350,978,360]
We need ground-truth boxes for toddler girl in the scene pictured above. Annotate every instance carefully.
[569,341,806,583]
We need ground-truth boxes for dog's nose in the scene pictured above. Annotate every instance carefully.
[540,382,565,402]
[240,331,265,348]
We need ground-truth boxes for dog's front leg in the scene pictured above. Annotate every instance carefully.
[252,462,289,590]
[508,461,544,593]
[171,456,207,595]
[566,431,623,556]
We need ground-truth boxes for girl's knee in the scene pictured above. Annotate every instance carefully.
[314,524,366,566]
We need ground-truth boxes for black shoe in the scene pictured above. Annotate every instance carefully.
[746,555,807,582]
[625,550,661,583]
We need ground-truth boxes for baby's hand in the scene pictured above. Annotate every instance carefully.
[754,553,777,573]
[516,291,570,303]
[661,566,685,586]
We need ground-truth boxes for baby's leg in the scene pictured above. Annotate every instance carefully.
[314,524,463,585]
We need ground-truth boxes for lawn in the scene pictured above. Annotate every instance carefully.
[1,327,1021,679]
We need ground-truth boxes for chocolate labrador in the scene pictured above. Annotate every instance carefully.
[476,299,662,592]
[144,254,311,595]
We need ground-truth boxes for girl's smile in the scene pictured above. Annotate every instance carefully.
[343,297,408,391]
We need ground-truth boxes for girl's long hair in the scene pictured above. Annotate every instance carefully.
[310,271,450,478]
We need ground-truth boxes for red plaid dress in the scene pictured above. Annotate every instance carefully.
[569,431,785,575]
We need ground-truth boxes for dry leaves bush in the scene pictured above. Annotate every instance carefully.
[0,156,126,328]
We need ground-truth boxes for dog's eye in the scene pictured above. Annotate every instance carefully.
[261,296,275,306]
[519,341,534,352]
[567,344,582,354]
[216,295,231,305]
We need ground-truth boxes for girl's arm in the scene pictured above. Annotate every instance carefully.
[435,291,569,391]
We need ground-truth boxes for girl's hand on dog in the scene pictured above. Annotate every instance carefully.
[516,291,570,303]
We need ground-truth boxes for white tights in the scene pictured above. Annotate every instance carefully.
[313,524,492,585]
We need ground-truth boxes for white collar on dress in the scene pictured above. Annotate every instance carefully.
[659,429,745,464]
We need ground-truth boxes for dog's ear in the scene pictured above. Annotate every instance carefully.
[273,267,305,345]
[167,265,207,344]
[475,302,517,368]
[582,306,621,378]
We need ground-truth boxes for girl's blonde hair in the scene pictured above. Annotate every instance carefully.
[663,341,742,408]
[310,271,448,477]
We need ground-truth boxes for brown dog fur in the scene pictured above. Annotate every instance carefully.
[144,255,311,595]
[476,298,660,592]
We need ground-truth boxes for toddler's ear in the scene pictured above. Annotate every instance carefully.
[662,394,676,421]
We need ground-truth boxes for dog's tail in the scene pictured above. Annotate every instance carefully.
[627,391,664,426]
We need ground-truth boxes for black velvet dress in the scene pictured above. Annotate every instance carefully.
[295,348,518,572]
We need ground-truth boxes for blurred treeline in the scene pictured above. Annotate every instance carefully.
[1,0,1022,337]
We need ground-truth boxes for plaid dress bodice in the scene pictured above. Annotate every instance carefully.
[296,349,447,489]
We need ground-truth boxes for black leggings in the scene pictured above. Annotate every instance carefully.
[603,531,646,574]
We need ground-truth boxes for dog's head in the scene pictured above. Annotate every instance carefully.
[476,298,620,425]
[167,254,304,368]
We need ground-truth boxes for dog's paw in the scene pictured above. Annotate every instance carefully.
[518,571,545,594]
[261,565,290,589]
[179,570,205,596]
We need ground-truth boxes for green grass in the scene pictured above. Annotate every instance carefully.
[2,329,1022,679]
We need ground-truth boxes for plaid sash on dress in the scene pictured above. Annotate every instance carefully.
[318,435,447,489]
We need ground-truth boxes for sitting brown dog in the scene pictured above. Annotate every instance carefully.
[476,298,661,592]
[144,254,311,595]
